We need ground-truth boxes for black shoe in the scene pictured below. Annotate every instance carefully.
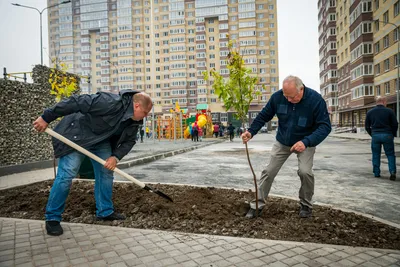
[390,173,396,181]
[245,208,263,219]
[374,174,381,178]
[299,204,312,218]
[46,221,63,236]
[97,212,126,221]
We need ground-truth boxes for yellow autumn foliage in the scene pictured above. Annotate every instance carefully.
[48,64,78,102]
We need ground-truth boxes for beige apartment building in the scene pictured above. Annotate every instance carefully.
[319,0,400,131]
[47,0,279,125]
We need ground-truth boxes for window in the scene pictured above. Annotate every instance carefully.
[383,35,389,48]
[375,63,381,74]
[376,85,381,95]
[395,1,400,17]
[384,58,390,71]
[384,82,390,94]
[383,11,389,24]
[375,41,380,53]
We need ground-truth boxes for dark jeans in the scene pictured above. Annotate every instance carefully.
[371,133,396,176]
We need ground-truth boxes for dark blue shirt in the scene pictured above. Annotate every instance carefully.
[248,86,331,147]
[365,105,398,136]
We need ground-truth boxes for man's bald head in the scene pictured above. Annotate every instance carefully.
[376,96,387,106]
[132,92,153,121]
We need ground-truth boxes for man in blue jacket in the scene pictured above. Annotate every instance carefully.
[33,90,152,236]
[365,96,398,181]
[242,75,331,219]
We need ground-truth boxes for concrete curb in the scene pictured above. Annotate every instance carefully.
[0,159,57,177]
[329,134,400,144]
[117,140,224,169]
[0,139,224,177]
[329,135,371,142]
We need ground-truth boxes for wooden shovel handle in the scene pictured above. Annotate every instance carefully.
[45,128,146,188]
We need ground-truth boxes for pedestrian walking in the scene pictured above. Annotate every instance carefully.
[213,123,219,138]
[33,91,153,236]
[365,96,398,181]
[139,126,145,143]
[227,123,235,142]
[242,75,331,219]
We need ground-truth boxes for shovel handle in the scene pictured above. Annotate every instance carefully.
[45,128,146,189]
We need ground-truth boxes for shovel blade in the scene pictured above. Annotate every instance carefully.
[143,185,173,202]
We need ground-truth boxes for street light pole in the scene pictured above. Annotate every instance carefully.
[12,0,71,66]
[374,20,400,137]
[107,60,119,92]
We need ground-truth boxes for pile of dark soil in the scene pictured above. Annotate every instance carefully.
[0,180,399,250]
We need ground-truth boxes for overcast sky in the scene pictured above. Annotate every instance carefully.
[0,0,320,91]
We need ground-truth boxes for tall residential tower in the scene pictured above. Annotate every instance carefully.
[48,0,279,121]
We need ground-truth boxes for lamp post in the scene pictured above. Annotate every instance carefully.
[107,60,119,92]
[374,20,400,137]
[12,0,71,66]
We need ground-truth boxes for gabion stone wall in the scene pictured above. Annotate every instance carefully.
[0,65,80,167]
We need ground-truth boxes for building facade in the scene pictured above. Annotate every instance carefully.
[319,0,400,130]
[47,0,279,122]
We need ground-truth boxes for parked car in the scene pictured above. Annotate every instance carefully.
[260,126,268,133]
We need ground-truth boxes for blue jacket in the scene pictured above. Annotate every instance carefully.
[365,105,398,136]
[248,86,331,147]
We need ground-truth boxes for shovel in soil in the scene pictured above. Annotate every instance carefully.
[45,128,173,202]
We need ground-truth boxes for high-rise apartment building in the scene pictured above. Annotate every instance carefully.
[48,0,279,122]
[318,0,338,125]
[373,0,400,122]
[319,0,400,130]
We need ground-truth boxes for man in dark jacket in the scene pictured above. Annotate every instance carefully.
[33,90,152,236]
[242,75,331,219]
[227,123,235,141]
[365,96,398,181]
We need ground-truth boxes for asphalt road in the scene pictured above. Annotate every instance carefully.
[117,133,400,225]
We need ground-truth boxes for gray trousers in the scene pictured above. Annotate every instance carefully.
[250,141,316,210]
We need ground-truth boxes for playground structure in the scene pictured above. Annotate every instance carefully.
[154,103,214,140]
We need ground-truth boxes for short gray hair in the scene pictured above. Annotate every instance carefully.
[376,96,386,104]
[283,75,304,92]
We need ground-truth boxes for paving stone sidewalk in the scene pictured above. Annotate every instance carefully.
[0,217,399,267]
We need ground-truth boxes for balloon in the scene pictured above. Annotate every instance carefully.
[198,118,207,128]
[198,114,206,121]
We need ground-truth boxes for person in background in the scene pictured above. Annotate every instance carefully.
[241,75,331,219]
[198,126,203,142]
[365,96,398,181]
[227,123,235,142]
[33,91,153,236]
[191,121,199,142]
[139,126,145,143]
[146,126,150,138]
[213,123,219,138]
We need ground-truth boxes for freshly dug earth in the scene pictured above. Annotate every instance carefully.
[0,180,399,250]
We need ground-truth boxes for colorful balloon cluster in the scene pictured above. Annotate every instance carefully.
[184,114,208,138]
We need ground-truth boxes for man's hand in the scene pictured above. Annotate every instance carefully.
[104,157,118,171]
[241,131,252,143]
[33,116,48,132]
[290,141,306,153]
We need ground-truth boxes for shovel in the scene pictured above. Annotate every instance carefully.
[45,128,173,202]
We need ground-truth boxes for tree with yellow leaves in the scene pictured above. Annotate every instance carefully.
[48,63,79,102]
[204,36,264,216]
